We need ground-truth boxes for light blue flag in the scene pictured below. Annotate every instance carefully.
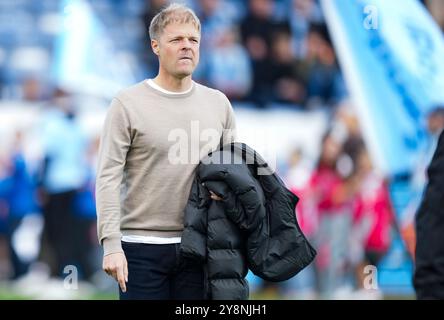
[52,0,136,99]
[321,0,444,176]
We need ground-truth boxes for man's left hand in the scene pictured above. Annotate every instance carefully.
[209,191,223,201]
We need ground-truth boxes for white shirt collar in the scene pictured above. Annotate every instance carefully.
[146,79,193,95]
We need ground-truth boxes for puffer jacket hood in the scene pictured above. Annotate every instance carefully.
[180,143,316,299]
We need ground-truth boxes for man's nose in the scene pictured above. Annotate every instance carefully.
[181,39,192,49]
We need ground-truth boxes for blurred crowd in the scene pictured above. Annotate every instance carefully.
[0,0,444,299]
[142,0,347,109]
[0,0,348,110]
[273,104,444,299]
[0,88,102,297]
[1,0,443,108]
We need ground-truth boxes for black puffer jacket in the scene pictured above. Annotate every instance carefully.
[180,143,316,300]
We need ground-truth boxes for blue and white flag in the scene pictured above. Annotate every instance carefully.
[321,0,444,176]
[53,0,136,99]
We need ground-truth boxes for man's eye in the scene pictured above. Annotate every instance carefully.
[191,39,198,43]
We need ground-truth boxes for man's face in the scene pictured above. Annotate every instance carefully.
[152,22,200,79]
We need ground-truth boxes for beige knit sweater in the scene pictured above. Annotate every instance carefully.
[96,80,237,255]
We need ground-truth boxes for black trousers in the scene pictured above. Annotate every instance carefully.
[41,190,77,277]
[119,241,205,300]
[40,190,94,279]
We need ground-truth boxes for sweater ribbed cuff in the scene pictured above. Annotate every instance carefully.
[103,236,123,256]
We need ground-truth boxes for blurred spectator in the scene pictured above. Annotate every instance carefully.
[240,0,291,107]
[141,0,170,77]
[297,23,347,109]
[207,26,252,101]
[350,146,395,296]
[2,131,39,280]
[289,0,324,58]
[308,132,358,298]
[192,0,238,84]
[36,88,90,279]
[195,0,237,48]
[269,30,306,106]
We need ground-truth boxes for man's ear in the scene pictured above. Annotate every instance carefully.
[151,39,159,56]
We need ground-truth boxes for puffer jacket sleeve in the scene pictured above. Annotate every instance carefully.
[180,175,209,261]
[247,173,316,282]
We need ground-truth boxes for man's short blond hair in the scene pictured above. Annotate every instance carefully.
[149,3,201,41]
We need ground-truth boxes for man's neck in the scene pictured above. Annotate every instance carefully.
[153,73,193,93]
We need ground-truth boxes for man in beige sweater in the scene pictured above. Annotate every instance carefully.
[96,3,236,299]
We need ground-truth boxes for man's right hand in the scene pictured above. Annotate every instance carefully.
[103,252,128,293]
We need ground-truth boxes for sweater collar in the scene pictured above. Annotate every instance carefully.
[143,79,196,99]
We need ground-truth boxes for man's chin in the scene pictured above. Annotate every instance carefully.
[175,69,194,78]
